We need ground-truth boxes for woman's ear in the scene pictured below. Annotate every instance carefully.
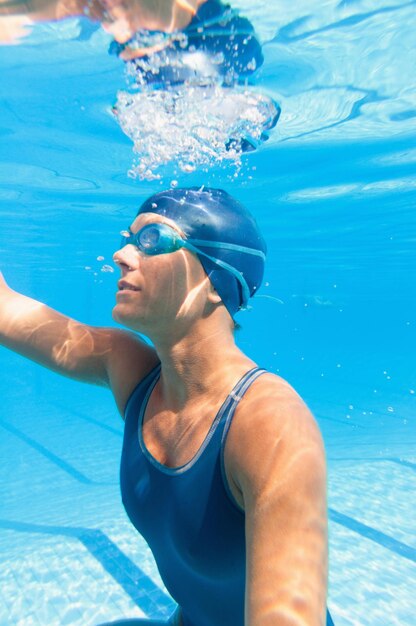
[206,281,222,305]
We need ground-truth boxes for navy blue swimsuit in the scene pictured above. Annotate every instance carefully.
[120,364,334,626]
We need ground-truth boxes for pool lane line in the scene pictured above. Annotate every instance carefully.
[329,508,416,564]
[47,398,123,437]
[327,457,416,471]
[326,439,416,450]
[0,519,175,617]
[0,418,110,485]
[387,458,416,471]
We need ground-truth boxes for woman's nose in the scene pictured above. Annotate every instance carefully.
[113,244,138,269]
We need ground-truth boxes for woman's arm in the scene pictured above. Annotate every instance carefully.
[228,375,328,626]
[0,271,157,413]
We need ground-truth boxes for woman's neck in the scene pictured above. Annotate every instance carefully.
[151,319,255,411]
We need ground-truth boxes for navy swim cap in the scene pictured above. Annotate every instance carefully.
[137,187,267,316]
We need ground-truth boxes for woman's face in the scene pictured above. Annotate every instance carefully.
[112,212,213,334]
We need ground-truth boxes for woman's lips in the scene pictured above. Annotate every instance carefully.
[118,280,140,292]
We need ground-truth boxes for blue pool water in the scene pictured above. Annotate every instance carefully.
[0,1,415,624]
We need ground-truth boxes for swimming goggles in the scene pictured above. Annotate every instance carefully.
[120,222,265,308]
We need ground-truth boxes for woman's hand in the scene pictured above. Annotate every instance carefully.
[0,0,207,44]
[86,0,205,42]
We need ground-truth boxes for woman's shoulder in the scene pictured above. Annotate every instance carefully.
[227,370,325,470]
[241,370,314,421]
[224,370,326,514]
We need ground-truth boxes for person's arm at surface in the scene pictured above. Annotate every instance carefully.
[0,271,157,413]
[0,0,207,44]
[228,375,328,626]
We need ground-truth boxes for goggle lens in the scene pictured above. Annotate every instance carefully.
[120,223,183,255]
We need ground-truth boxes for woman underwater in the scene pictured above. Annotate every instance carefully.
[1,2,334,625]
[1,187,333,626]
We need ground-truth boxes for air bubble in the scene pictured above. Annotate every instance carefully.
[101,265,114,273]
[114,87,279,180]
[97,256,105,261]
[170,180,178,188]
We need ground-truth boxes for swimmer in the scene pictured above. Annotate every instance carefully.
[0,0,207,44]
[0,187,334,626]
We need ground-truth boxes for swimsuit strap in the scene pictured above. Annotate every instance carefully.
[220,366,268,444]
[225,366,267,406]
[219,367,268,510]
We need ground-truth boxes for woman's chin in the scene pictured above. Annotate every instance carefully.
[112,303,145,331]
[112,304,132,325]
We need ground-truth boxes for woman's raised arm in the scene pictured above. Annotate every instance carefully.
[0,271,157,414]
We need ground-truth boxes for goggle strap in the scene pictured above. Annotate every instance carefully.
[184,241,251,307]
[188,238,266,260]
